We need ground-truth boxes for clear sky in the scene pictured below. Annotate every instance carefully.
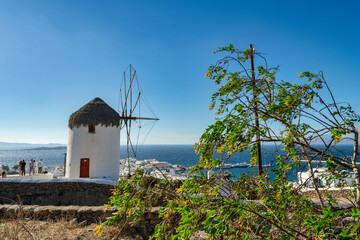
[0,0,359,145]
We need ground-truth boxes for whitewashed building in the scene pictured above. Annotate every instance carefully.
[146,163,172,173]
[65,97,120,179]
[297,167,355,188]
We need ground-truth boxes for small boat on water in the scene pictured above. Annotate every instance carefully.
[216,162,272,169]
[230,163,250,168]
[216,162,249,169]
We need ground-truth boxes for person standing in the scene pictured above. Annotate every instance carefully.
[38,159,43,174]
[18,161,21,176]
[33,160,37,174]
[29,159,33,175]
[20,160,26,176]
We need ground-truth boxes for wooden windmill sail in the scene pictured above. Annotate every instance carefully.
[118,65,159,176]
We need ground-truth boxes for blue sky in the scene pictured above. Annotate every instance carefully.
[0,0,359,144]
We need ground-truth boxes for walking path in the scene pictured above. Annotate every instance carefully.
[0,174,118,185]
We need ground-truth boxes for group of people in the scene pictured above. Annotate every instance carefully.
[19,159,43,176]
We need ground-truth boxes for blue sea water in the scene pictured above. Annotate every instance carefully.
[0,144,356,180]
[0,149,67,169]
[0,144,249,168]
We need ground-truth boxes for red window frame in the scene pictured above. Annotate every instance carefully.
[88,125,95,133]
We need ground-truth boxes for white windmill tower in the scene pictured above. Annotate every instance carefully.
[65,97,121,179]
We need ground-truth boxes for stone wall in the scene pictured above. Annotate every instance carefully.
[0,204,161,239]
[0,182,115,206]
[0,182,163,239]
[0,204,114,223]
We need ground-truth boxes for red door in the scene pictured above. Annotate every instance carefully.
[80,158,90,177]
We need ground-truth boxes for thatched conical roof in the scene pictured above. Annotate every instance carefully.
[69,97,120,129]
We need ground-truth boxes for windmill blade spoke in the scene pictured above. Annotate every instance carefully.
[124,71,127,116]
[133,119,141,128]
[125,121,137,158]
[125,120,131,140]
[130,92,141,115]
[120,119,126,130]
[130,65,136,83]
[129,138,137,158]
[119,89,125,112]
[135,119,141,154]
[123,73,135,111]
[120,116,159,121]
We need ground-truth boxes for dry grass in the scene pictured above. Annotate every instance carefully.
[0,204,139,240]
[0,219,139,240]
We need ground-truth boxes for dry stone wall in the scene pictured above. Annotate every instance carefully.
[0,182,163,239]
[0,204,113,223]
[0,204,161,239]
[0,182,115,206]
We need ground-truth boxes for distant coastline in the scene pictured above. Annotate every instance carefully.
[0,142,196,151]
[0,142,66,151]
[26,146,67,151]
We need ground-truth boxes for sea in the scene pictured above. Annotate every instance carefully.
[0,144,356,181]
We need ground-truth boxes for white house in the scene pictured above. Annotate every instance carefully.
[65,97,120,179]
[148,163,172,173]
[297,167,355,188]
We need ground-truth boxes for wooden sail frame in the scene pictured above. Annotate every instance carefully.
[118,64,159,176]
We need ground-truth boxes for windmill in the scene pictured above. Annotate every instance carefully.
[118,65,159,176]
